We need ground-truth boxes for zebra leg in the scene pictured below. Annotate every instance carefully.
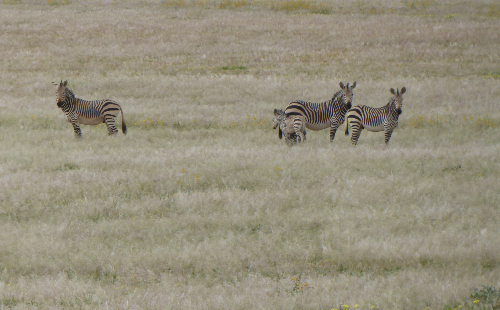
[294,129,302,143]
[105,117,118,135]
[350,125,362,146]
[293,118,304,143]
[384,130,393,144]
[330,125,339,142]
[71,122,82,138]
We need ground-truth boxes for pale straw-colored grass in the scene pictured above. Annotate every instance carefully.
[0,1,499,309]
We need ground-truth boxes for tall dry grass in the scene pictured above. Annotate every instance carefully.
[0,1,499,309]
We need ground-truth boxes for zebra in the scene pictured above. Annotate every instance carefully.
[52,80,127,138]
[272,108,306,143]
[345,87,406,145]
[272,108,287,140]
[284,82,356,142]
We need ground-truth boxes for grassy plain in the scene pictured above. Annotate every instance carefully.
[0,0,499,309]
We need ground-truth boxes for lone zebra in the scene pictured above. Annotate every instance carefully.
[273,108,306,144]
[53,80,127,138]
[345,87,406,145]
[284,82,356,142]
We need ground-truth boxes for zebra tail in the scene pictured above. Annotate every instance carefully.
[279,128,283,140]
[345,122,349,136]
[121,107,127,135]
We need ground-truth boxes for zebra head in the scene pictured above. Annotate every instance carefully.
[390,87,406,115]
[53,80,69,107]
[339,81,357,110]
[273,108,285,129]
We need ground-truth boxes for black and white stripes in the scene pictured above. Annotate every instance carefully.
[284,82,356,142]
[345,87,406,145]
[273,108,306,143]
[53,80,127,138]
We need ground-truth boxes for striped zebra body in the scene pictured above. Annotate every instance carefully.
[284,82,356,142]
[345,87,406,145]
[273,108,306,143]
[53,80,127,138]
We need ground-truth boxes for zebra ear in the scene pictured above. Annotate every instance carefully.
[63,80,68,87]
[390,88,396,95]
[339,82,345,89]
[400,87,406,94]
[351,81,357,89]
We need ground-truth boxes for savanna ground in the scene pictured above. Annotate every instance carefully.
[0,0,499,309]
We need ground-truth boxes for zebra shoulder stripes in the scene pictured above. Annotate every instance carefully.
[273,108,306,143]
[284,82,356,142]
[345,87,406,145]
[53,80,127,138]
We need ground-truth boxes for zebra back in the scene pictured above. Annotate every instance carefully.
[284,82,356,128]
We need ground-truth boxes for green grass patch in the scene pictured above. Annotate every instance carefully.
[220,65,247,71]
[271,0,331,14]
[217,0,249,9]
[483,72,500,79]
[487,4,500,18]
[46,0,71,5]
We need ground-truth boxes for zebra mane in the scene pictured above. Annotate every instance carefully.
[65,88,76,98]
[383,97,397,110]
[331,89,343,101]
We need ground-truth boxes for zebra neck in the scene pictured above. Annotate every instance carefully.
[331,90,343,101]
[387,99,400,118]
[336,98,348,115]
[65,88,76,98]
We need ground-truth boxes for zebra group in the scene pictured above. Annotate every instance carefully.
[273,81,407,146]
[52,79,406,146]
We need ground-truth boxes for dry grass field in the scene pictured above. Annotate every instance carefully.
[1,0,499,309]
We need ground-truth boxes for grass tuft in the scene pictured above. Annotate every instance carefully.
[271,0,331,14]
[46,0,71,5]
[161,0,185,7]
[487,5,500,18]
[217,0,248,9]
